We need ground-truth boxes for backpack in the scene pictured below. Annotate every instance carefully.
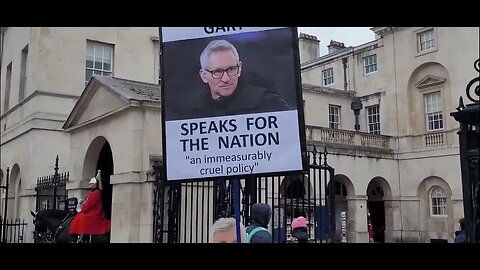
[246,226,269,243]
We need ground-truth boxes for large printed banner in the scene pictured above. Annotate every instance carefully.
[160,27,305,181]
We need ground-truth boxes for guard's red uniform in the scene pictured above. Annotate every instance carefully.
[368,216,374,240]
[69,190,111,235]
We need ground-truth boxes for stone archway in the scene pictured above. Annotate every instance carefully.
[366,177,392,243]
[8,164,20,219]
[82,136,114,220]
[328,174,355,242]
[417,176,453,242]
[280,174,313,219]
[407,62,452,135]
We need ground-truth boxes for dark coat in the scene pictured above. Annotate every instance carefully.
[290,227,310,243]
[454,230,466,243]
[246,203,272,243]
[188,77,291,119]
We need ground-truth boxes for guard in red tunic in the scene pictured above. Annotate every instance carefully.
[367,212,374,243]
[69,174,111,238]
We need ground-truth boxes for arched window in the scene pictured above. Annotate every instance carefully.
[430,186,447,216]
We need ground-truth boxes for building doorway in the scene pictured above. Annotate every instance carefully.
[83,136,114,221]
[367,182,385,243]
[96,142,113,220]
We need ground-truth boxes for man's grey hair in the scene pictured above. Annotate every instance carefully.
[211,217,246,243]
[200,40,240,69]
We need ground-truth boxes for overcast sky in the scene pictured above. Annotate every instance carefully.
[297,27,376,56]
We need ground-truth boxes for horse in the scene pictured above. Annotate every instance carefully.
[31,209,110,243]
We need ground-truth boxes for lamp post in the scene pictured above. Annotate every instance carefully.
[351,97,363,131]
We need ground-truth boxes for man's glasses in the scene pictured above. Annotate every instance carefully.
[205,65,240,79]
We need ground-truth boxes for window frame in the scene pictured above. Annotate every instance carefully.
[366,105,380,134]
[329,105,341,129]
[424,91,444,132]
[415,27,438,57]
[85,40,114,85]
[19,45,29,102]
[4,62,13,113]
[430,186,447,217]
[323,68,334,86]
[363,54,378,75]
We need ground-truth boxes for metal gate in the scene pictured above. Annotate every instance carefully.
[35,155,69,212]
[153,146,335,243]
[450,59,480,243]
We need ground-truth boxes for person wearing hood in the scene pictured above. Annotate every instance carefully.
[246,203,272,243]
[289,216,310,243]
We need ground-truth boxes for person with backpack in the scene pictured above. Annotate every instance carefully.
[246,203,272,243]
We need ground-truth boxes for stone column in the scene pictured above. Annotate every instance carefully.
[346,195,368,243]
[110,171,153,243]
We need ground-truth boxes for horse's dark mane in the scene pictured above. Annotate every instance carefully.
[37,209,70,220]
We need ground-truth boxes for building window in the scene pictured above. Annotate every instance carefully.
[335,181,347,196]
[430,186,447,216]
[323,68,334,86]
[19,45,29,102]
[367,105,380,134]
[363,54,377,74]
[85,41,114,85]
[424,91,443,131]
[3,62,12,113]
[417,29,436,53]
[329,105,341,129]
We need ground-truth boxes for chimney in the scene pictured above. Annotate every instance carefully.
[328,40,346,54]
[299,33,320,64]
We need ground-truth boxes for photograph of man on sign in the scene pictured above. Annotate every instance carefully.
[161,27,305,181]
[192,39,290,118]
[162,28,299,122]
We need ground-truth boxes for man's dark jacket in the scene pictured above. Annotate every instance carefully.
[189,76,291,119]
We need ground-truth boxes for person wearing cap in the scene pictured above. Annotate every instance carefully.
[289,216,310,243]
[69,173,111,242]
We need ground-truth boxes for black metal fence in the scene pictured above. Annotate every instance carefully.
[35,156,69,212]
[153,146,335,243]
[0,216,27,243]
[0,165,28,243]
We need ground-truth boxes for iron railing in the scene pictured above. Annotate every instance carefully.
[153,146,335,243]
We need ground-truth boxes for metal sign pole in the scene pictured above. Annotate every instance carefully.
[233,177,241,243]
